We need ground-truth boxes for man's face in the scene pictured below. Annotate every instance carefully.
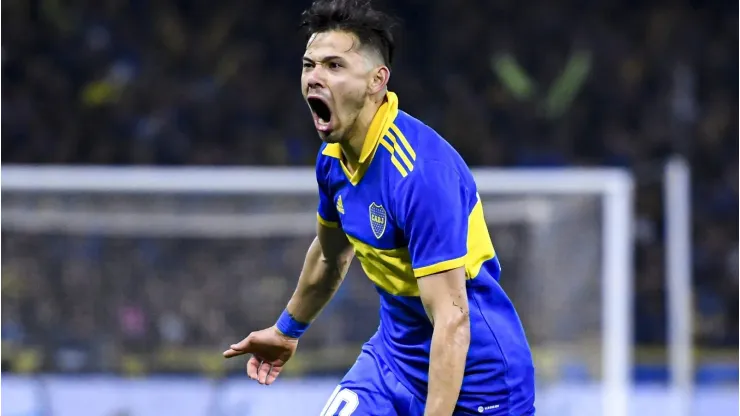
[301,30,374,143]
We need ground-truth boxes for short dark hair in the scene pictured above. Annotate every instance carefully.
[300,0,396,68]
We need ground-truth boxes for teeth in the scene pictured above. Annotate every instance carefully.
[315,113,329,124]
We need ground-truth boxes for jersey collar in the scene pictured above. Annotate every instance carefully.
[322,91,399,185]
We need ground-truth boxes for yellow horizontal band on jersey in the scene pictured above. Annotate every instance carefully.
[338,199,496,295]
[464,198,496,277]
[412,198,496,279]
[345,233,420,297]
[316,213,339,228]
[413,256,467,278]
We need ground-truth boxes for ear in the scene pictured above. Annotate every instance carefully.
[368,65,390,95]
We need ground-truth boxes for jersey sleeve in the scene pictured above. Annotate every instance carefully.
[316,157,340,228]
[394,162,469,278]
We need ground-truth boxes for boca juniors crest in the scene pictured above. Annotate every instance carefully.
[369,202,387,239]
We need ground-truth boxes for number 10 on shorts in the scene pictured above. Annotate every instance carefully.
[320,386,360,416]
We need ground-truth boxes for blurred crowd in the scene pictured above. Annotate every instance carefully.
[0,221,548,375]
[2,233,374,373]
[2,0,737,375]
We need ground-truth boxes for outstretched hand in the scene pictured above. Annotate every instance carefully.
[223,326,299,385]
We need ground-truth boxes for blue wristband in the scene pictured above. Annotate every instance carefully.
[275,309,309,338]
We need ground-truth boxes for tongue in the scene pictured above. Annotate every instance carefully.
[314,114,333,132]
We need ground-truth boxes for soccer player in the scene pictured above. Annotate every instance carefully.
[223,1,536,415]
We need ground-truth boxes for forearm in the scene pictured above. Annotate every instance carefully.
[285,236,352,323]
[424,316,470,416]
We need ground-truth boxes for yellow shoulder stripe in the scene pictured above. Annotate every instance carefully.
[390,124,416,160]
[385,133,414,172]
[379,137,408,177]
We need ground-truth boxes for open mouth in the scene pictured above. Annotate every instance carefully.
[307,97,333,132]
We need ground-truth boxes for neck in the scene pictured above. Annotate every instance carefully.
[339,94,385,169]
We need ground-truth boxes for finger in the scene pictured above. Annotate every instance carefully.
[265,365,282,385]
[223,348,246,358]
[223,335,253,358]
[257,361,272,384]
[246,355,260,380]
[230,336,253,352]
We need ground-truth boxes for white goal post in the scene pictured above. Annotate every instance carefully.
[2,164,635,416]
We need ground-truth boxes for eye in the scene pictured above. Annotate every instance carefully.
[302,62,314,69]
[328,62,342,70]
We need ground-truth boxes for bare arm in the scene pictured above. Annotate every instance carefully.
[284,222,354,324]
[222,222,353,384]
[418,266,471,416]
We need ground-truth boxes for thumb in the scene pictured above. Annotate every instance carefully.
[231,336,252,351]
[223,335,253,358]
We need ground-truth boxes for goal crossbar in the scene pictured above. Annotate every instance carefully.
[2,165,631,195]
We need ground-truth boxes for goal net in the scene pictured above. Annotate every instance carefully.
[1,166,634,416]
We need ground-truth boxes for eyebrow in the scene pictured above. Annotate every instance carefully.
[302,55,346,64]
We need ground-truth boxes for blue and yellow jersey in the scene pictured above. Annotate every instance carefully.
[315,92,535,414]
